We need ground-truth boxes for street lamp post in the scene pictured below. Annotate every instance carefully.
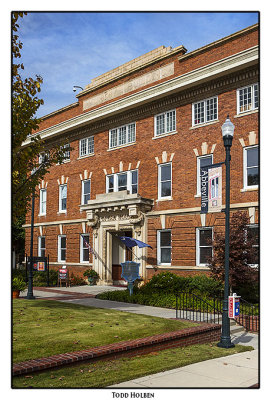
[217,115,235,349]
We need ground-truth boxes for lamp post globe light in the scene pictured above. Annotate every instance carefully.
[217,115,235,348]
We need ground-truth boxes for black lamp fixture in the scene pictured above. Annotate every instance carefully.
[217,115,235,348]
[73,85,84,93]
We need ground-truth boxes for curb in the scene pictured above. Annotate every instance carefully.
[13,323,221,376]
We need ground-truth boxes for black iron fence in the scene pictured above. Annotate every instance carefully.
[175,292,259,332]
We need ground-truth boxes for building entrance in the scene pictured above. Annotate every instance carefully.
[111,231,132,281]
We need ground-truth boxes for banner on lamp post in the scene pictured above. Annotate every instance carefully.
[201,163,223,214]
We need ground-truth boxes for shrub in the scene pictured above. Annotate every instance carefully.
[187,275,223,297]
[69,273,87,286]
[83,269,100,279]
[12,277,27,291]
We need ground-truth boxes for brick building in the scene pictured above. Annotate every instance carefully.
[23,24,259,285]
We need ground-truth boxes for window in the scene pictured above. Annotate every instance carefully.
[58,235,66,262]
[62,144,70,160]
[196,228,213,266]
[197,155,213,195]
[237,83,258,114]
[80,234,90,263]
[39,189,47,215]
[39,152,49,164]
[109,123,136,149]
[38,236,46,257]
[155,110,176,136]
[106,170,138,194]
[247,225,259,266]
[81,179,91,205]
[79,136,94,157]
[158,163,172,199]
[192,97,218,126]
[59,184,67,212]
[157,230,172,265]
[244,146,259,188]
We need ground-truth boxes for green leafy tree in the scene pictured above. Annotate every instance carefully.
[208,211,259,299]
[12,12,69,258]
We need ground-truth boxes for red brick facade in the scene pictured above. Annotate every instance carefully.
[24,24,259,284]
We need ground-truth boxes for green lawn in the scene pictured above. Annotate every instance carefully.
[13,299,197,363]
[12,343,254,388]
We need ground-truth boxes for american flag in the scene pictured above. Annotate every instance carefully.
[82,236,98,259]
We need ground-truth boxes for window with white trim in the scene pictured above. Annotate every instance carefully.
[38,152,49,164]
[62,144,70,160]
[58,235,66,262]
[244,145,259,189]
[247,225,259,266]
[79,136,94,157]
[59,184,67,212]
[197,155,213,195]
[39,189,47,215]
[157,230,172,265]
[106,170,138,194]
[237,83,258,114]
[109,123,136,149]
[38,236,46,257]
[81,179,91,205]
[158,162,172,199]
[196,228,213,266]
[192,97,218,126]
[155,109,176,136]
[80,234,90,263]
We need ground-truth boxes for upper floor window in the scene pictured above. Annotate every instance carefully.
[39,189,47,215]
[80,234,90,263]
[192,97,218,126]
[196,227,213,266]
[157,230,172,265]
[81,179,91,205]
[155,110,176,136]
[237,83,258,114]
[59,184,67,212]
[60,144,70,161]
[106,170,138,194]
[38,236,46,257]
[79,136,94,157]
[109,123,136,149]
[197,155,213,195]
[244,145,259,189]
[38,152,49,164]
[158,162,172,200]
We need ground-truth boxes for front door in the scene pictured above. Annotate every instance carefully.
[112,231,132,281]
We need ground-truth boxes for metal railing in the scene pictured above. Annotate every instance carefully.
[175,292,259,332]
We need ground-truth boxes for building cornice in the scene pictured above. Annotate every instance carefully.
[23,46,258,146]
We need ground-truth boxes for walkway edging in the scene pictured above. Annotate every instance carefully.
[13,323,221,376]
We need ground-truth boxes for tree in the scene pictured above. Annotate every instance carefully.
[12,12,69,259]
[208,211,259,298]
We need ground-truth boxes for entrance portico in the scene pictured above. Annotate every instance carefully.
[80,191,153,285]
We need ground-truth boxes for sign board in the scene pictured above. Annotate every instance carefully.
[59,269,68,280]
[28,256,47,271]
[228,293,241,318]
[201,163,223,214]
[121,261,140,283]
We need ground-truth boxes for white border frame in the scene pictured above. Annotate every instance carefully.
[80,234,90,263]
[192,96,218,127]
[38,236,45,257]
[236,82,259,115]
[59,184,67,213]
[196,227,213,267]
[158,162,172,200]
[109,122,136,149]
[243,145,259,190]
[58,235,66,262]
[39,188,47,216]
[154,109,176,137]
[157,229,172,266]
[81,179,91,205]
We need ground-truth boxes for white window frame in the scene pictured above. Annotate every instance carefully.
[62,144,70,160]
[158,162,172,200]
[154,109,176,137]
[79,136,94,157]
[237,83,258,115]
[38,236,46,257]
[106,169,138,194]
[81,179,91,205]
[80,234,90,263]
[59,184,67,213]
[109,122,136,149]
[58,235,66,262]
[196,227,213,267]
[157,230,172,265]
[196,154,213,195]
[192,96,218,126]
[243,145,259,190]
[39,188,47,216]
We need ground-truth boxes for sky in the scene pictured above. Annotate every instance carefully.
[17,11,259,118]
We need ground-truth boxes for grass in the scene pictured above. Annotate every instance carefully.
[12,299,197,363]
[12,342,254,388]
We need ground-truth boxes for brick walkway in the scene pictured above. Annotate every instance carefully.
[30,287,96,301]
[13,323,221,376]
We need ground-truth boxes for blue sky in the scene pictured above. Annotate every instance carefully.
[17,11,259,118]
